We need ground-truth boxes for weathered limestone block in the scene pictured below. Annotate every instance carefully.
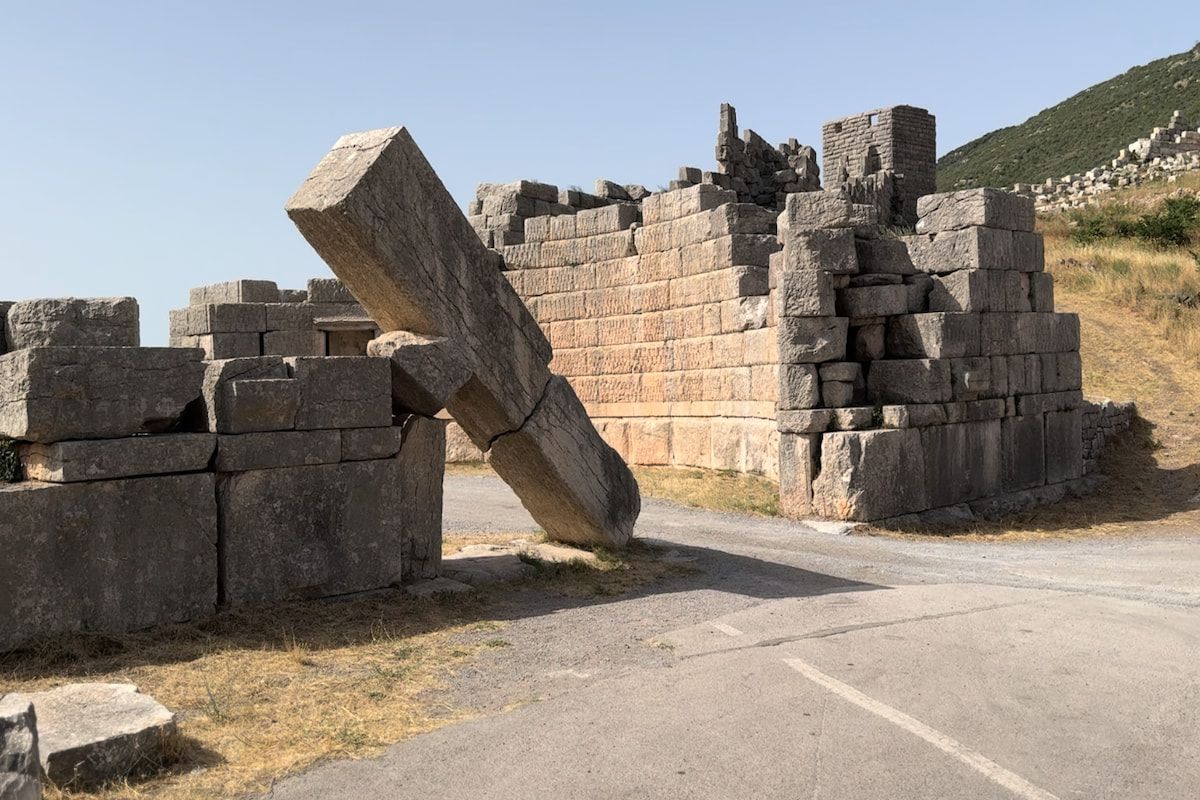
[915,188,1035,234]
[1029,272,1055,312]
[812,428,928,520]
[838,284,908,318]
[3,684,175,790]
[488,376,639,548]
[855,238,916,275]
[778,363,820,410]
[170,331,261,359]
[1002,414,1046,491]
[265,302,317,330]
[367,331,471,416]
[286,126,639,547]
[285,356,392,430]
[781,229,857,273]
[341,426,404,461]
[5,298,139,350]
[220,379,301,433]
[262,330,326,357]
[1011,231,1045,272]
[199,356,289,432]
[641,184,735,225]
[218,459,408,605]
[903,228,1014,273]
[778,191,875,232]
[886,313,981,358]
[214,429,341,472]
[922,420,1002,508]
[1046,408,1084,484]
[307,277,358,303]
[0,697,40,800]
[867,359,952,404]
[19,433,215,483]
[0,474,217,652]
[777,409,833,434]
[190,279,279,305]
[778,317,848,363]
[778,433,819,518]
[0,347,205,443]
[176,303,266,335]
[929,270,1027,313]
[397,415,445,581]
[776,270,838,317]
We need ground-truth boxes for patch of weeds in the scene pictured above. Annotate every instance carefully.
[0,439,20,483]
[482,638,511,648]
[334,727,369,749]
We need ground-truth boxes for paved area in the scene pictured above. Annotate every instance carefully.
[267,475,1200,799]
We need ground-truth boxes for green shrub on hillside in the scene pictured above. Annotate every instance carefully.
[1069,197,1199,247]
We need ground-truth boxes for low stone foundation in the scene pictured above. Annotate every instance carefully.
[0,294,444,653]
[1082,398,1136,474]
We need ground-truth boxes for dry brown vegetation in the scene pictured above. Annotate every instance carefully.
[0,535,684,799]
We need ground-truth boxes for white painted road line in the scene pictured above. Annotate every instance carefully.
[710,621,743,637]
[783,658,1060,800]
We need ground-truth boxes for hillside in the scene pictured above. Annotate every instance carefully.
[937,44,1200,190]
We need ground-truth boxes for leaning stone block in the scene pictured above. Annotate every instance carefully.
[19,434,215,483]
[285,356,393,430]
[218,460,408,605]
[915,188,1035,234]
[778,317,848,364]
[0,696,40,800]
[0,473,217,652]
[0,347,204,443]
[286,125,638,548]
[189,279,279,305]
[488,376,639,548]
[214,429,341,472]
[367,331,471,417]
[887,313,981,359]
[3,683,175,790]
[397,415,446,581]
[341,425,404,461]
[812,428,928,521]
[867,358,952,404]
[5,298,139,349]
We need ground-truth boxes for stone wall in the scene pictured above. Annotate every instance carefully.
[498,186,783,477]
[776,188,1085,522]
[169,278,380,359]
[0,296,444,653]
[1082,398,1136,474]
[821,106,937,225]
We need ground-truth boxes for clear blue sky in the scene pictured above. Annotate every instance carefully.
[1,1,1195,343]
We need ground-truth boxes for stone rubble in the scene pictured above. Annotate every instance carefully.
[0,695,40,800]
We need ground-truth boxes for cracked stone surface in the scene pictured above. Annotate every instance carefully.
[285,125,639,548]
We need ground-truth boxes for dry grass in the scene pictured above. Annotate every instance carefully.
[0,534,686,799]
[631,466,780,516]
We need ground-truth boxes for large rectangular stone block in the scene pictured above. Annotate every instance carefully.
[866,359,952,404]
[171,332,262,359]
[1045,408,1084,484]
[812,428,928,521]
[396,415,446,581]
[778,433,819,518]
[781,229,857,274]
[190,280,279,305]
[0,347,205,443]
[199,356,289,432]
[838,284,909,318]
[778,317,848,364]
[214,429,341,472]
[887,313,980,358]
[1002,414,1046,491]
[262,330,326,357]
[285,356,393,430]
[855,238,916,275]
[5,298,139,350]
[218,460,407,605]
[179,303,266,335]
[928,270,1026,313]
[19,434,215,483]
[903,228,1014,274]
[915,189,1035,234]
[0,473,217,652]
[775,270,838,317]
[921,420,1002,508]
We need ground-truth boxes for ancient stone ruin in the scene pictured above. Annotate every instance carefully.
[0,289,443,652]
[452,104,1109,523]
[1015,110,1200,209]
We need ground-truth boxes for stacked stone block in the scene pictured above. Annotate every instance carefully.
[775,187,1086,522]
[496,183,783,477]
[715,103,820,208]
[1082,398,1135,474]
[468,181,576,248]
[0,296,445,653]
[169,278,379,359]
[821,106,937,225]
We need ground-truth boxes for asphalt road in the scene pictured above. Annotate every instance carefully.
[266,475,1200,800]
